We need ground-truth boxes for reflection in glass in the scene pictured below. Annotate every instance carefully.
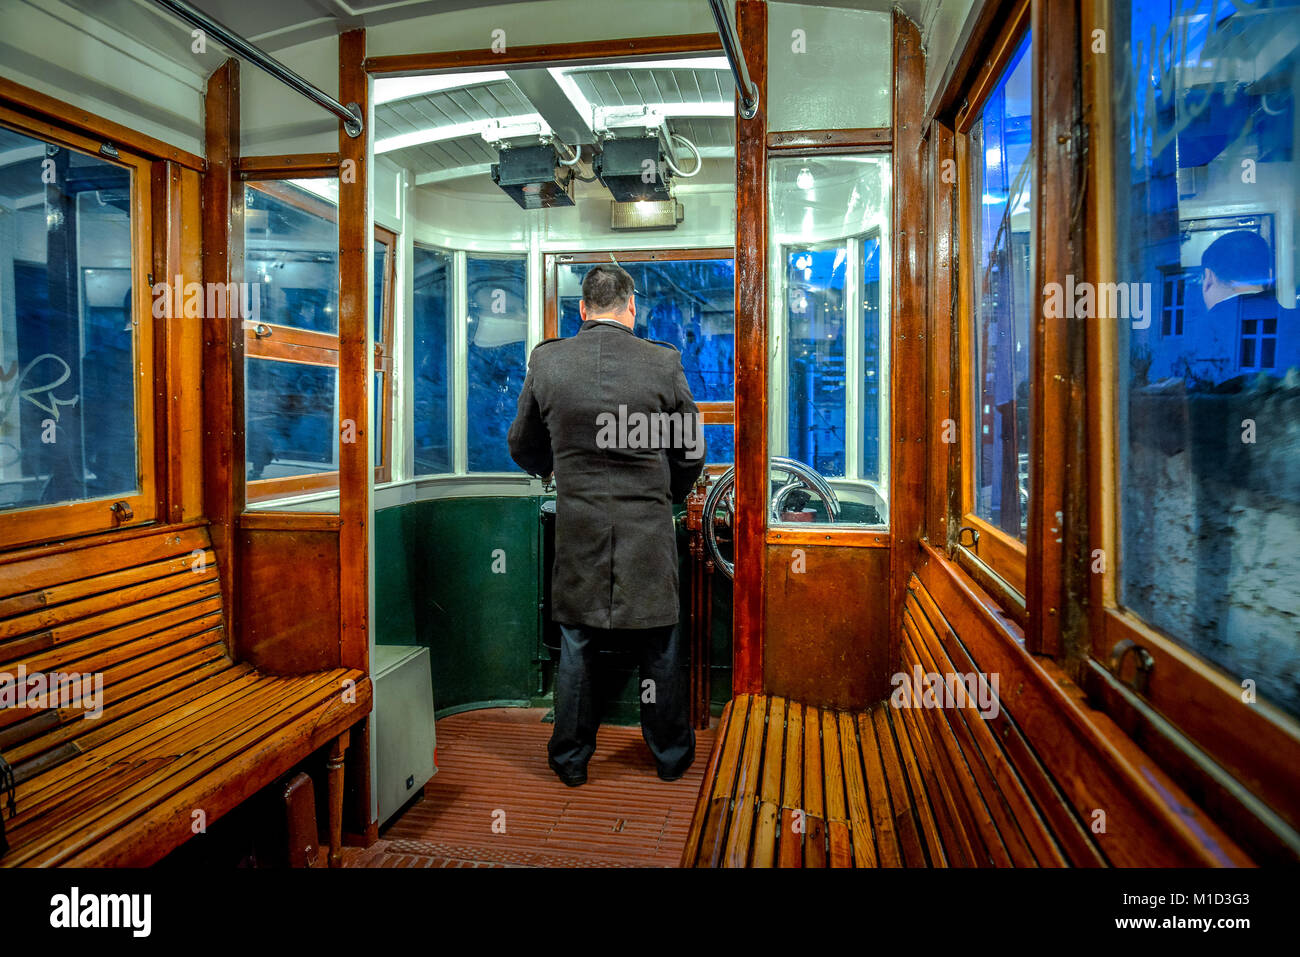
[969,32,1032,542]
[1113,0,1300,718]
[468,255,527,472]
[373,243,388,344]
[0,126,137,513]
[244,182,339,334]
[245,359,338,480]
[769,155,891,526]
[557,258,736,403]
[412,245,454,475]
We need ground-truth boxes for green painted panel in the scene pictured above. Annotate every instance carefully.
[375,496,541,712]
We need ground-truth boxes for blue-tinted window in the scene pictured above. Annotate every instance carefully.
[969,31,1033,542]
[557,258,735,403]
[244,183,339,334]
[1114,0,1300,718]
[467,255,527,472]
[0,125,138,513]
[785,244,847,478]
[246,359,337,479]
[703,424,733,466]
[862,235,883,482]
[412,245,454,475]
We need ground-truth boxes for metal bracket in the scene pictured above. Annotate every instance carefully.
[1108,638,1155,695]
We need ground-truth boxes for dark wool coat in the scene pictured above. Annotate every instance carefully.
[508,319,706,629]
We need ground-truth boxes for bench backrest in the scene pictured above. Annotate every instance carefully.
[0,525,232,785]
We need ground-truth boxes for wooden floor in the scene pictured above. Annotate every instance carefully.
[345,707,717,868]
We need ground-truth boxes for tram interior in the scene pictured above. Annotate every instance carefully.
[0,0,1296,870]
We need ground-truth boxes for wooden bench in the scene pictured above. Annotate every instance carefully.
[682,567,1248,867]
[0,524,371,867]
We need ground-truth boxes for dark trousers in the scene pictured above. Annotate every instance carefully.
[548,622,695,777]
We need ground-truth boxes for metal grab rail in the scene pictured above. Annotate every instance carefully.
[149,0,364,138]
[706,0,760,120]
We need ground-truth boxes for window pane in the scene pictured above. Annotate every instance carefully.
[703,424,734,466]
[969,32,1033,542]
[556,257,735,402]
[1113,0,1300,718]
[412,245,453,475]
[766,2,890,131]
[373,370,385,471]
[373,241,388,345]
[246,358,338,482]
[0,126,137,513]
[785,243,847,477]
[244,182,339,334]
[863,235,885,484]
[769,155,891,526]
[468,255,527,472]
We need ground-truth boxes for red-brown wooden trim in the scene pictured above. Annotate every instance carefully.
[246,471,340,503]
[732,0,767,695]
[202,58,245,647]
[239,153,341,177]
[365,34,723,76]
[766,128,891,152]
[338,29,370,677]
[237,511,343,531]
[767,529,890,548]
[0,76,206,171]
[888,11,928,684]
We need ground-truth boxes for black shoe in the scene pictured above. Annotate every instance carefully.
[656,756,694,782]
[548,757,587,787]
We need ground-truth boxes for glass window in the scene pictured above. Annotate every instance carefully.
[556,257,736,403]
[967,31,1033,545]
[1112,0,1300,718]
[769,155,891,526]
[373,226,397,483]
[703,424,734,466]
[243,180,340,507]
[467,254,527,472]
[412,245,454,475]
[246,359,338,481]
[244,182,339,335]
[766,1,891,132]
[0,125,141,521]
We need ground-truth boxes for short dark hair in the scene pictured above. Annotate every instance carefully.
[1202,230,1273,286]
[581,264,635,313]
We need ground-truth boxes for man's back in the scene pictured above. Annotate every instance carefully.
[508,319,706,631]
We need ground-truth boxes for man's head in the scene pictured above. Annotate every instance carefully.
[580,264,636,328]
[1201,230,1272,310]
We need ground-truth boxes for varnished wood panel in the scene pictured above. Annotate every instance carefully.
[888,12,928,683]
[338,30,370,676]
[237,528,341,674]
[763,545,889,710]
[732,0,768,694]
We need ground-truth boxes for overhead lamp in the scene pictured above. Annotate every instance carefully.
[796,167,814,190]
[594,136,672,203]
[490,144,576,210]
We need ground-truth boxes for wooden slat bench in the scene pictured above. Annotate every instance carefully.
[0,524,371,867]
[686,566,1242,868]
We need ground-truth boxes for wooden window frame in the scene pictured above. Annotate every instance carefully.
[1081,0,1300,828]
[242,177,397,501]
[542,247,736,475]
[0,106,159,550]
[952,0,1033,602]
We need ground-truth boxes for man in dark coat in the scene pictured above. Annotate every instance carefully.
[508,264,706,787]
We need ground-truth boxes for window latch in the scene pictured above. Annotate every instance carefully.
[958,525,979,548]
[110,501,134,524]
[1108,638,1155,695]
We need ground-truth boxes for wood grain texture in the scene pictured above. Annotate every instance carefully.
[763,545,890,709]
[732,0,768,694]
[237,527,342,673]
[364,34,722,76]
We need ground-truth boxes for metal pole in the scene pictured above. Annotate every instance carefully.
[149,0,364,137]
[707,0,759,120]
